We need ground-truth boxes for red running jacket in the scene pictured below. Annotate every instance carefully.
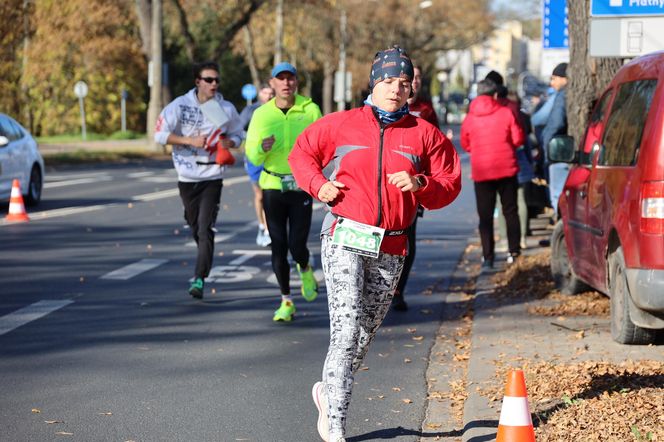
[460,95,524,182]
[288,105,461,255]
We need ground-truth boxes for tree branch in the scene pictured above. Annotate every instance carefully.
[212,0,266,62]
[170,0,196,62]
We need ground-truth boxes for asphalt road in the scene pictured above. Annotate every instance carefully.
[0,152,478,442]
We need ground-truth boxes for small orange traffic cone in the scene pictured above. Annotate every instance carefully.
[5,179,30,222]
[496,369,536,442]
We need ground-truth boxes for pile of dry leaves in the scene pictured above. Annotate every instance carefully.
[483,251,663,441]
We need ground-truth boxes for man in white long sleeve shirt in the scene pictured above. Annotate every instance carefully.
[154,61,244,299]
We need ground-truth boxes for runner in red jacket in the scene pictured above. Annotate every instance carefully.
[289,46,460,442]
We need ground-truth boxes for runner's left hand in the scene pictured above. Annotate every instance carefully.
[387,171,420,192]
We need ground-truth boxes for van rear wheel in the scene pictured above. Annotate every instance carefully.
[609,247,657,345]
[550,220,587,295]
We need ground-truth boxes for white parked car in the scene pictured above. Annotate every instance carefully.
[0,113,45,206]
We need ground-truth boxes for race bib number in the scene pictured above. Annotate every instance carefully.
[331,217,385,258]
[281,175,298,192]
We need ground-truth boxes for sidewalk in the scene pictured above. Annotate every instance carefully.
[423,215,663,441]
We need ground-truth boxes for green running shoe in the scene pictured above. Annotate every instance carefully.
[297,264,318,302]
[273,299,296,322]
[189,277,204,299]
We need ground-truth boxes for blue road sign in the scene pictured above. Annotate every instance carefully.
[591,0,664,17]
[543,0,569,49]
[241,84,257,101]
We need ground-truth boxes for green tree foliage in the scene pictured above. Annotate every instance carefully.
[4,0,498,135]
[0,0,30,118]
[23,0,146,136]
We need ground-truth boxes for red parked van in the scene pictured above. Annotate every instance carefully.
[549,51,664,345]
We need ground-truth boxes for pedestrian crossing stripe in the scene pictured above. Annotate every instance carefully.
[100,259,168,280]
[0,300,73,336]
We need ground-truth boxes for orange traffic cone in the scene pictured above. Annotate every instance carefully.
[5,179,30,222]
[496,369,536,442]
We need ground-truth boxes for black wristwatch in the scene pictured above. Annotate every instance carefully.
[415,175,426,189]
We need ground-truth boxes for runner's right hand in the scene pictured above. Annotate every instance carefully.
[262,135,276,152]
[318,181,345,203]
[189,135,207,148]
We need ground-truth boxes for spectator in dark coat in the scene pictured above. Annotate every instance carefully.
[461,78,525,268]
[541,62,569,217]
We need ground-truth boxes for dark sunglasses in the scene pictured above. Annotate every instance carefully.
[199,76,220,84]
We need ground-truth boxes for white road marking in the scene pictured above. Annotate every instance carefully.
[44,176,112,189]
[139,176,174,183]
[127,172,155,178]
[206,265,261,283]
[133,188,179,202]
[100,259,168,280]
[229,250,271,265]
[46,172,112,181]
[0,300,74,336]
[27,204,108,220]
[1,174,250,226]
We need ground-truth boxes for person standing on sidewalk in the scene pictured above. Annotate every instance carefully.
[461,78,524,269]
[239,83,275,247]
[392,64,442,312]
[245,62,322,322]
[289,46,461,442]
[541,62,569,218]
[154,61,244,299]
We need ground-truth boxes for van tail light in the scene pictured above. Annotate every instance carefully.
[640,181,664,234]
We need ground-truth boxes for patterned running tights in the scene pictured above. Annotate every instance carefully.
[320,235,405,437]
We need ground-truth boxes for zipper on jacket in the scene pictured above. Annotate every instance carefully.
[376,125,384,227]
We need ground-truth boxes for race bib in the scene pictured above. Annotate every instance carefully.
[280,175,298,192]
[331,217,385,258]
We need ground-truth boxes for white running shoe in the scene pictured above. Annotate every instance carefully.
[260,229,272,247]
[255,227,264,246]
[312,382,329,441]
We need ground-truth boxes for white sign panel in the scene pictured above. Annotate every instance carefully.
[590,16,664,57]
[73,81,88,98]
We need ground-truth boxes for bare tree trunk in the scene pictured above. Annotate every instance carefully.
[171,0,195,62]
[21,0,32,132]
[274,0,283,64]
[567,0,623,143]
[134,0,152,58]
[322,59,333,115]
[301,69,311,97]
[147,0,163,151]
[243,25,260,87]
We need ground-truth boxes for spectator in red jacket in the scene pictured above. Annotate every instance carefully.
[289,46,461,442]
[461,78,524,269]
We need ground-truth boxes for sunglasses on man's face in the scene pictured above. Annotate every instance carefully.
[199,77,220,84]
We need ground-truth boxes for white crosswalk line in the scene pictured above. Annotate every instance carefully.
[229,250,271,265]
[2,174,249,226]
[44,176,112,189]
[100,259,168,280]
[0,300,74,336]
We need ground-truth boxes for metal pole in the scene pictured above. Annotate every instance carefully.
[121,96,127,132]
[78,96,87,141]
